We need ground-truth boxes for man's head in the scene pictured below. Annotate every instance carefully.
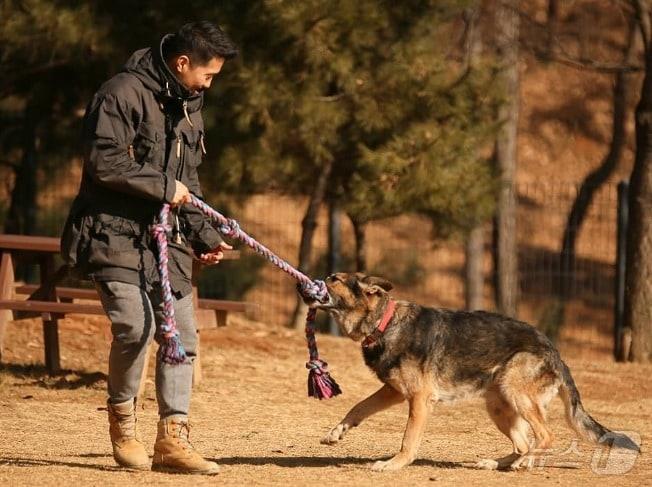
[164,21,238,94]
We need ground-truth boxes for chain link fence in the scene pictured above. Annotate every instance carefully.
[1,167,621,360]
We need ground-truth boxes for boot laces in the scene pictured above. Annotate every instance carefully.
[110,406,138,440]
[173,421,193,451]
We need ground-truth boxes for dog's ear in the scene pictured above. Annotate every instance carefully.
[358,275,393,295]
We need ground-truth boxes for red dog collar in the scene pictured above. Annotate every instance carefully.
[362,299,396,348]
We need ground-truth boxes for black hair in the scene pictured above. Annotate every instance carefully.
[164,21,238,65]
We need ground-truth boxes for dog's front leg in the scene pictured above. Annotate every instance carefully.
[321,384,404,445]
[371,390,431,472]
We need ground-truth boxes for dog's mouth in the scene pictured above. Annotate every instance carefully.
[306,294,336,310]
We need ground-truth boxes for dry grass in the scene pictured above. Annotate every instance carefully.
[0,314,650,486]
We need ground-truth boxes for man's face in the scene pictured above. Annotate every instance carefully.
[171,55,225,94]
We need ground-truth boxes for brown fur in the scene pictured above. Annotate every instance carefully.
[306,273,639,471]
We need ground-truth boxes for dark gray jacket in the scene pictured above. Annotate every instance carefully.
[61,35,223,296]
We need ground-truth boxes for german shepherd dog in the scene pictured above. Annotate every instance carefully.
[303,273,639,472]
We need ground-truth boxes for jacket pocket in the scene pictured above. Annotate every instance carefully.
[181,129,204,168]
[132,122,164,169]
[87,214,143,271]
[167,241,194,281]
[60,197,93,274]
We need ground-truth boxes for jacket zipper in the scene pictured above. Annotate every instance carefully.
[173,129,184,245]
[182,100,194,127]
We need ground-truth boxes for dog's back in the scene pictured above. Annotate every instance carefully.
[364,305,557,393]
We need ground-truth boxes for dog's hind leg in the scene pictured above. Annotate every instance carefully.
[321,384,404,445]
[476,389,531,470]
[498,354,558,470]
[371,389,431,472]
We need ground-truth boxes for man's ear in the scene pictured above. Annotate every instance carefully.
[175,55,191,73]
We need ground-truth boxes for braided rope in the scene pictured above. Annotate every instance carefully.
[190,197,328,303]
[304,308,341,399]
[153,196,341,398]
[152,204,187,364]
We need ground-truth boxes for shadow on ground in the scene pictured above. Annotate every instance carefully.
[0,363,106,390]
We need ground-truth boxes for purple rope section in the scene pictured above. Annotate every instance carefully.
[189,195,341,399]
[189,196,328,302]
[151,196,341,398]
[152,204,187,364]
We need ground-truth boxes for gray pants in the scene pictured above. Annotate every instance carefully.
[95,280,197,418]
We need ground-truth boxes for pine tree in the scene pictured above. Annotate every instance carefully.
[208,0,501,326]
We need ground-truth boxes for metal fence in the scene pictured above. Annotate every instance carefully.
[201,181,620,360]
[1,171,622,360]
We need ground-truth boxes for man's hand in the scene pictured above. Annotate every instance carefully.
[171,180,191,206]
[198,242,234,265]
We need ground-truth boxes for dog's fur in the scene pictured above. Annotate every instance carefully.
[304,272,639,471]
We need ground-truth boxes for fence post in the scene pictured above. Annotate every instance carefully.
[614,180,629,360]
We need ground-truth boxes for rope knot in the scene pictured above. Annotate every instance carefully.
[299,279,328,303]
[218,218,240,238]
[305,358,328,373]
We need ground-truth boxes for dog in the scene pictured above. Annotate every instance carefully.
[303,272,640,471]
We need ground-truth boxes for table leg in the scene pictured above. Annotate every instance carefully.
[0,252,15,363]
[136,340,153,405]
[39,256,60,374]
[193,331,202,387]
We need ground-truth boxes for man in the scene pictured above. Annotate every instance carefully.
[61,21,238,474]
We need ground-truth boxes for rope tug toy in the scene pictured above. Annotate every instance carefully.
[151,196,342,400]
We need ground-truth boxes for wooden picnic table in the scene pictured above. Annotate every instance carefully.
[0,234,248,377]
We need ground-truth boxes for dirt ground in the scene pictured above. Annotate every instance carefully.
[1,313,651,487]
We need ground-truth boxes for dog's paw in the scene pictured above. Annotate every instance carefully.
[320,423,347,445]
[475,459,499,470]
[371,458,406,472]
[508,455,534,471]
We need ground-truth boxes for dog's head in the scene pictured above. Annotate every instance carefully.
[303,272,394,341]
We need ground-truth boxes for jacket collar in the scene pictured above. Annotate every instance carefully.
[123,35,203,113]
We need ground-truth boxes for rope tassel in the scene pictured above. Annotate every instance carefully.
[305,309,342,399]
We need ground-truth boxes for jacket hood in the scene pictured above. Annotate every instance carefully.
[122,34,203,113]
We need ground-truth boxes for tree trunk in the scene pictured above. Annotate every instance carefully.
[465,225,484,310]
[546,0,560,60]
[350,214,368,273]
[5,102,39,235]
[625,6,652,362]
[289,160,333,329]
[327,201,342,335]
[327,201,342,276]
[463,6,485,312]
[493,0,520,317]
[558,19,636,301]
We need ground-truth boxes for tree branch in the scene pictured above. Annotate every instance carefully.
[0,160,19,169]
[510,1,643,74]
[530,45,643,73]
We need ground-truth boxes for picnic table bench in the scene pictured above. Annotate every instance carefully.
[0,234,257,384]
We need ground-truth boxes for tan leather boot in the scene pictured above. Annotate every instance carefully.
[107,399,149,470]
[152,417,219,474]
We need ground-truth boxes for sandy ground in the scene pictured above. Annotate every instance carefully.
[1,314,651,487]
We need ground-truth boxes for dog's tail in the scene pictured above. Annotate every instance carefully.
[557,359,639,451]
